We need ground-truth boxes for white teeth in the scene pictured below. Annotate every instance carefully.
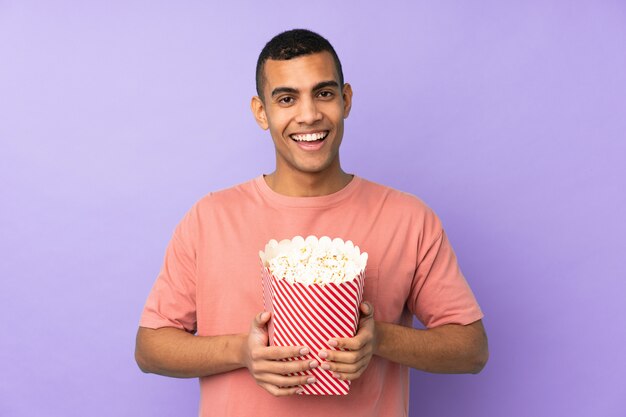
[291,132,328,142]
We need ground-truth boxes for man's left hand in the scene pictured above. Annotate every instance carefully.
[318,301,377,381]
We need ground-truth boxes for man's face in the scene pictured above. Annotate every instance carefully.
[251,51,352,177]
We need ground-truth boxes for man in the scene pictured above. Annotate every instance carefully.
[135,29,488,416]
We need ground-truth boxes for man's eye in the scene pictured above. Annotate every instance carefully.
[279,97,294,104]
[318,91,333,98]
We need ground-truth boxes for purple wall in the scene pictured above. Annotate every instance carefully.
[1,1,625,416]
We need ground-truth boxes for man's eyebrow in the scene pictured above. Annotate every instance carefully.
[312,80,340,91]
[271,87,298,97]
[270,81,341,98]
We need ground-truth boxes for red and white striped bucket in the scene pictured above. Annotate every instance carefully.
[261,266,365,395]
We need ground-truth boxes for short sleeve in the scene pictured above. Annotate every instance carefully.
[139,222,198,333]
[408,229,483,328]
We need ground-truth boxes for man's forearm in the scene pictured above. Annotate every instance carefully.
[135,326,246,378]
[374,320,488,374]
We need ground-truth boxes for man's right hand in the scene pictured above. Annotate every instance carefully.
[241,311,318,396]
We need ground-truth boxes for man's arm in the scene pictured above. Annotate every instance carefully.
[319,303,488,379]
[135,312,319,396]
[375,319,489,374]
[135,327,245,378]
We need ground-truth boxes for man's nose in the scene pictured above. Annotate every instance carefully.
[295,97,322,124]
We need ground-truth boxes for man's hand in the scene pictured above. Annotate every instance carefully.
[318,302,377,381]
[241,311,319,396]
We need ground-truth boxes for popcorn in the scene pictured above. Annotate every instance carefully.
[259,235,368,395]
[259,235,368,285]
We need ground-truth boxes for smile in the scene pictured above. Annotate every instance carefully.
[290,131,329,142]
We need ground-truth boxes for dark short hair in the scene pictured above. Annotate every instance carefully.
[255,29,344,100]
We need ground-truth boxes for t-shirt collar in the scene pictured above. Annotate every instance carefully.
[254,174,362,208]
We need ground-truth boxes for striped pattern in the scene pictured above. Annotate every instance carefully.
[261,266,365,395]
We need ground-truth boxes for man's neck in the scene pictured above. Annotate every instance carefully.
[264,169,353,197]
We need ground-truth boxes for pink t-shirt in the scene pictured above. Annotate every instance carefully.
[140,175,483,417]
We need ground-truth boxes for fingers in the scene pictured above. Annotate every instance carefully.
[257,372,317,389]
[318,350,370,381]
[319,347,366,364]
[250,355,318,375]
[319,352,368,380]
[257,345,310,361]
[258,382,304,397]
[259,384,299,396]
[251,357,318,396]
[247,351,319,396]
[331,336,365,351]
[317,342,370,381]
[330,329,372,351]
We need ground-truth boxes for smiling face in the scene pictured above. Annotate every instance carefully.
[251,51,353,179]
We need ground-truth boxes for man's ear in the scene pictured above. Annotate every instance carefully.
[342,83,353,119]
[251,96,269,130]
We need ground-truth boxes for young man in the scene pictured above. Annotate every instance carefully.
[135,29,488,417]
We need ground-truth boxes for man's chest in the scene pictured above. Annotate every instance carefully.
[193,205,421,334]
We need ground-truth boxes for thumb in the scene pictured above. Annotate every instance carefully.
[250,311,270,341]
[252,311,271,328]
[360,301,374,317]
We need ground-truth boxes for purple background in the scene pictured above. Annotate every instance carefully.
[1,1,625,416]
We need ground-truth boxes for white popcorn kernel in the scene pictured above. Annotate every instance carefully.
[291,235,305,247]
[318,236,332,250]
[331,237,344,249]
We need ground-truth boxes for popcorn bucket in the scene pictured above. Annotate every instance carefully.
[261,265,365,395]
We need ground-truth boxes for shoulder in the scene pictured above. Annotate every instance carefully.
[197,178,257,206]
[174,178,258,238]
[358,177,435,213]
[356,176,443,236]
[186,177,258,215]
